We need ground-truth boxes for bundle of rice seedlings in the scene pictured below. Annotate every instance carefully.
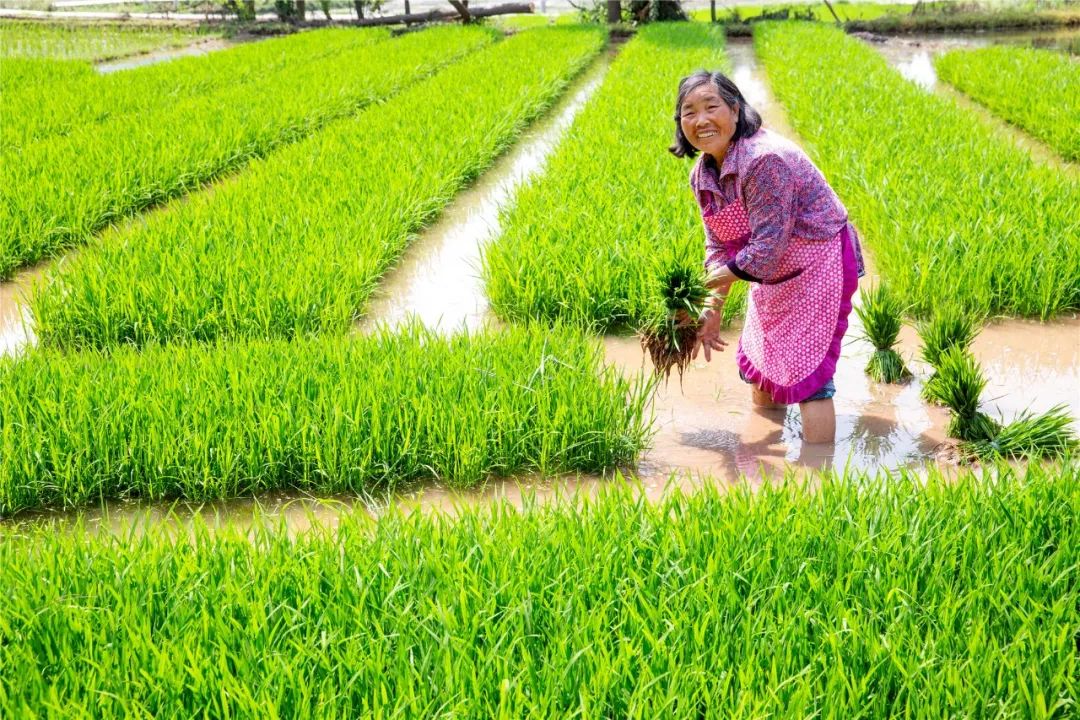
[928,347,1077,460]
[917,305,978,402]
[638,264,709,380]
[965,405,1078,460]
[925,347,1000,442]
[855,284,912,383]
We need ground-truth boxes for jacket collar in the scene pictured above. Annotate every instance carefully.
[693,136,745,195]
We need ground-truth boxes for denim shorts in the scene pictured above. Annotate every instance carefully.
[739,370,836,402]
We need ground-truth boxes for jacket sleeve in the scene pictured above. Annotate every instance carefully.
[727,153,797,284]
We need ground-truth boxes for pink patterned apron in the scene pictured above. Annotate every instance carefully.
[703,201,859,405]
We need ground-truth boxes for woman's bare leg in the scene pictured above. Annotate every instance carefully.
[800,398,836,444]
[751,385,786,410]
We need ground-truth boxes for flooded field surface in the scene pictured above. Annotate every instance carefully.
[6,33,1077,537]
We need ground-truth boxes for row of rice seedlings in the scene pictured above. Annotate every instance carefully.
[0,56,94,94]
[481,23,748,334]
[32,26,608,350]
[3,27,391,151]
[0,24,495,280]
[855,284,912,383]
[916,303,978,402]
[926,347,1077,459]
[935,46,1080,162]
[691,2,912,23]
[0,19,208,62]
[753,22,1080,319]
[0,323,651,516]
[3,465,1075,716]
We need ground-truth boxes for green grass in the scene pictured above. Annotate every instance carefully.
[0,25,495,280]
[2,464,1076,716]
[482,22,747,333]
[0,323,650,517]
[30,26,606,350]
[935,46,1080,162]
[754,22,1080,319]
[0,19,212,61]
[2,27,391,151]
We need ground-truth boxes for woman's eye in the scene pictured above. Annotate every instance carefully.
[707,105,720,110]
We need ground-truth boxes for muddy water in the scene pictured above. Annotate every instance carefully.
[868,29,1080,91]
[0,262,47,358]
[867,30,1080,174]
[359,49,615,335]
[95,38,235,73]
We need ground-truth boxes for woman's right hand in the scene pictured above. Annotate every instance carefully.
[693,305,727,362]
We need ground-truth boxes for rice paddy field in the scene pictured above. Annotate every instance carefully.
[2,14,1078,717]
[0,19,212,61]
[934,45,1080,161]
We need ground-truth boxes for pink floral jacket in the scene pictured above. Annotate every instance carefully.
[690,128,865,283]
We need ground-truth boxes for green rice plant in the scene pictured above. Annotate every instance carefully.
[0,19,211,61]
[917,304,979,402]
[2,464,1076,716]
[482,23,748,334]
[965,405,1078,460]
[935,46,1080,162]
[692,2,913,23]
[31,26,606,349]
[0,25,495,279]
[0,323,650,516]
[2,27,391,151]
[855,283,912,383]
[0,56,93,94]
[638,262,709,379]
[926,347,1000,442]
[754,22,1080,319]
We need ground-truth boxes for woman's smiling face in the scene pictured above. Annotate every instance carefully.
[679,81,739,160]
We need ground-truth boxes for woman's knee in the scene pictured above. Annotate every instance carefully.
[751,385,786,409]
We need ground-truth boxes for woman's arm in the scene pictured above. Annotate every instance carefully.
[727,153,798,284]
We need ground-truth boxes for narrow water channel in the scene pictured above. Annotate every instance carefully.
[359,46,616,334]
[95,38,237,73]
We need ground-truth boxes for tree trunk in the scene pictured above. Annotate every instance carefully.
[295,0,305,21]
[333,2,531,27]
[606,0,620,23]
[710,0,716,23]
[354,0,363,18]
[448,0,471,22]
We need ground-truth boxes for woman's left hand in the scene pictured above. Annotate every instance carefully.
[692,306,728,362]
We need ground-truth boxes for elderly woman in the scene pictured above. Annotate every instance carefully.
[670,70,864,444]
